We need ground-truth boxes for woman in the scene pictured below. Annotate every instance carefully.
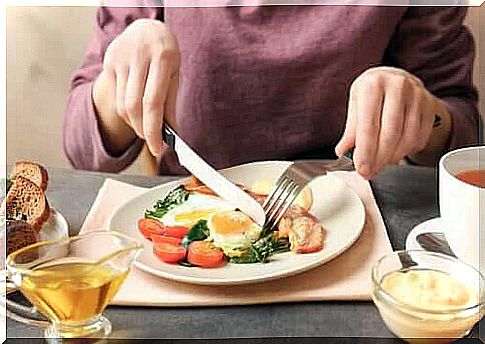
[63,5,480,179]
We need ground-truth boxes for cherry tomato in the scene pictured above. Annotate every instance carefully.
[187,241,225,268]
[153,243,187,264]
[138,218,164,239]
[150,234,182,246]
[163,226,190,239]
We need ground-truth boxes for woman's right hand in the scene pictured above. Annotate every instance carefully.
[93,19,180,157]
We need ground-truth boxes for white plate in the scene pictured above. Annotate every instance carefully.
[108,161,365,286]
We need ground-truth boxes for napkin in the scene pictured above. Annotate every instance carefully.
[80,172,392,306]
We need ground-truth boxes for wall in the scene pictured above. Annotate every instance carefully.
[6,6,484,175]
[6,6,146,174]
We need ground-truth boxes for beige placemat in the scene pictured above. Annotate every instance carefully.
[80,172,392,306]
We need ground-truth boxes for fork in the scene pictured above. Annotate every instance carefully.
[262,155,355,231]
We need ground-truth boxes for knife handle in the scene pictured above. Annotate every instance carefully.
[162,125,176,150]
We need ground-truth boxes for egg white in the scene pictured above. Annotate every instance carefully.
[161,193,235,227]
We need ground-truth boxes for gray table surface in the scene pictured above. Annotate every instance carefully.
[6,165,482,341]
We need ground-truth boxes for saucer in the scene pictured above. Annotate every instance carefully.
[405,217,445,251]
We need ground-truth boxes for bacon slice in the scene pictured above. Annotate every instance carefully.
[248,187,324,254]
[277,205,324,253]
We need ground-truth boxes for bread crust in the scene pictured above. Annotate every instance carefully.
[11,161,49,191]
[4,176,50,233]
[6,220,37,256]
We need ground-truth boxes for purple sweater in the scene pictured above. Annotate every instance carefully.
[63,6,480,175]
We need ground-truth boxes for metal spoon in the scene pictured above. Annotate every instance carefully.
[416,232,456,257]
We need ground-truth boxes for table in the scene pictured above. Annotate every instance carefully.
[6,165,482,342]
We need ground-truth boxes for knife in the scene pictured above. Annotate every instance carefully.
[162,125,266,227]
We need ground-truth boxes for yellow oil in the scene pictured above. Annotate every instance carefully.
[20,260,128,325]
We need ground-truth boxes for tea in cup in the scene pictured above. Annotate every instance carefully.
[439,146,484,274]
[4,231,142,340]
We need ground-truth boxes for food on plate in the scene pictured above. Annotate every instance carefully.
[249,179,313,211]
[137,218,164,239]
[187,241,225,268]
[1,161,51,256]
[208,210,262,257]
[151,234,182,246]
[277,206,324,253]
[153,243,187,264]
[5,219,37,256]
[140,177,325,268]
[10,160,49,191]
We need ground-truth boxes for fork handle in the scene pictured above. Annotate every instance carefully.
[344,150,354,161]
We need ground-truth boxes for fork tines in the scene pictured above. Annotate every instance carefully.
[263,171,302,232]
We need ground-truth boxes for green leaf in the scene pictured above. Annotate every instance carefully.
[181,220,210,248]
[144,186,189,219]
[231,233,290,264]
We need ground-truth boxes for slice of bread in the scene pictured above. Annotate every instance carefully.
[6,219,37,256]
[4,176,50,232]
[10,161,49,191]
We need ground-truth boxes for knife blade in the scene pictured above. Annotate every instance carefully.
[162,125,266,227]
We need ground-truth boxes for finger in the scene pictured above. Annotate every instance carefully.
[391,87,423,163]
[373,83,405,173]
[99,69,117,104]
[142,59,171,157]
[164,72,180,132]
[125,59,149,138]
[353,80,384,179]
[335,89,357,157]
[115,67,130,125]
[419,93,435,150]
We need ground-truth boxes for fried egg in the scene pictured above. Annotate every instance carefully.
[208,210,262,257]
[161,193,235,227]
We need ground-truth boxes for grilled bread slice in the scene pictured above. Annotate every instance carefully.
[6,219,37,256]
[4,176,50,232]
[10,161,48,191]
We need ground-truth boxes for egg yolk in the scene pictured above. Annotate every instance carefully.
[174,208,219,223]
[209,211,254,234]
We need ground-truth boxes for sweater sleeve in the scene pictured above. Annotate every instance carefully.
[62,6,161,172]
[384,7,481,149]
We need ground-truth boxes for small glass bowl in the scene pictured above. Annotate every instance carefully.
[372,250,484,344]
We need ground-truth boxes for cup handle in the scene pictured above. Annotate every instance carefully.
[1,278,50,328]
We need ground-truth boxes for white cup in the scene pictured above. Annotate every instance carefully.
[439,146,484,274]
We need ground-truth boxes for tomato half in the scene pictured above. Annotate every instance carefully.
[163,226,190,239]
[138,218,164,239]
[187,241,225,268]
[151,234,182,246]
[153,243,187,264]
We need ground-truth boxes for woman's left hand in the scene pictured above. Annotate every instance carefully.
[335,66,443,180]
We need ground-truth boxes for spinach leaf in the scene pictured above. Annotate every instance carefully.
[145,186,189,220]
[181,220,210,248]
[231,233,290,264]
